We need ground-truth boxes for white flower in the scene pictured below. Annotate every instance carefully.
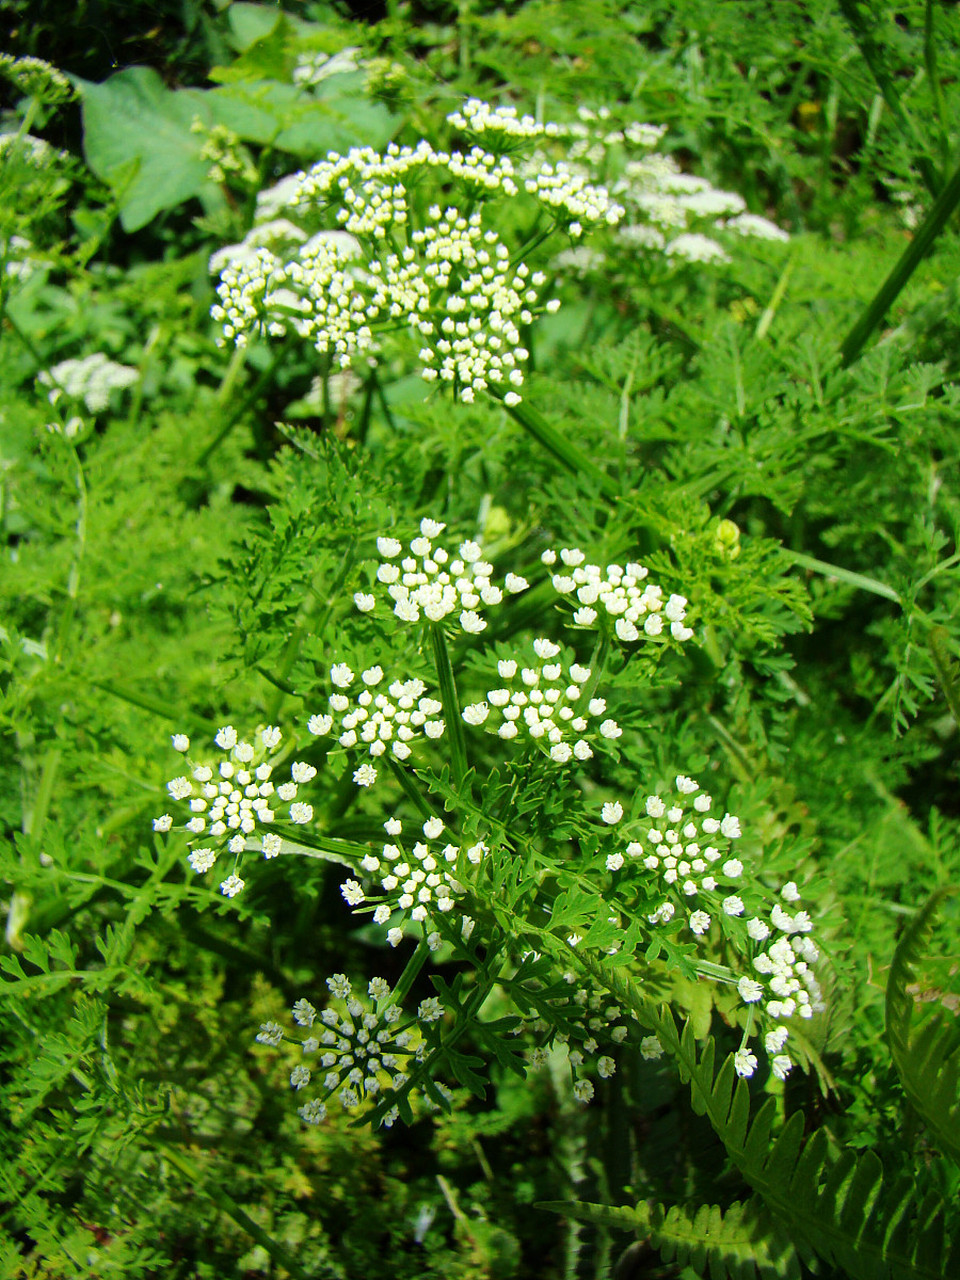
[354,592,375,611]
[292,998,317,1026]
[781,881,801,902]
[38,352,139,413]
[262,832,282,858]
[153,814,173,832]
[734,1048,757,1078]
[765,1027,789,1054]
[289,802,314,823]
[573,1079,594,1102]
[665,233,730,264]
[171,734,190,752]
[188,848,216,873]
[353,763,377,787]
[737,977,764,1003]
[771,1054,792,1080]
[597,1056,616,1078]
[689,910,711,935]
[640,1036,663,1060]
[167,776,192,800]
[341,879,365,906]
[601,801,623,824]
[418,997,444,1022]
[220,874,245,897]
[214,725,238,750]
[330,663,354,688]
[308,713,332,735]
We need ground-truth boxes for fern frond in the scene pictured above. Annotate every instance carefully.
[538,1195,802,1279]
[885,887,960,1164]
[649,1004,957,1280]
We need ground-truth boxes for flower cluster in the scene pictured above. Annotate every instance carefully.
[38,354,140,414]
[599,776,746,936]
[525,104,788,273]
[448,97,556,142]
[190,118,257,187]
[354,518,528,632]
[543,548,694,643]
[153,726,317,896]
[257,973,446,1128]
[742,884,823,1026]
[527,982,636,1103]
[600,776,822,1081]
[341,815,486,948]
[211,106,623,401]
[462,638,621,763]
[0,54,76,103]
[307,663,445,778]
[2,234,39,284]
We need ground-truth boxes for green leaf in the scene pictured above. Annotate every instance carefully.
[208,12,296,85]
[886,887,960,1165]
[227,1,294,51]
[539,1196,802,1280]
[206,79,395,156]
[76,67,218,232]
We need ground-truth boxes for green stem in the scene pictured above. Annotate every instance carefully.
[839,152,960,368]
[838,0,942,198]
[782,549,901,603]
[924,0,950,171]
[432,624,469,790]
[196,344,276,468]
[390,936,432,1009]
[492,391,620,499]
[157,1148,313,1280]
[754,249,797,341]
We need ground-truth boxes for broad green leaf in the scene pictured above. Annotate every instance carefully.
[227,1,293,51]
[76,67,219,232]
[206,79,396,156]
[208,11,296,84]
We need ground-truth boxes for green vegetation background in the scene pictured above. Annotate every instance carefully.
[1,2,959,1277]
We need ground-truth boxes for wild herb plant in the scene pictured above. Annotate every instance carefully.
[2,3,960,1277]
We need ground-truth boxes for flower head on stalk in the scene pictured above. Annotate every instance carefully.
[597,774,822,1080]
[354,517,528,632]
[210,104,623,403]
[542,548,694,644]
[341,815,486,949]
[461,637,622,764]
[152,725,317,896]
[255,973,453,1128]
[307,662,445,779]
